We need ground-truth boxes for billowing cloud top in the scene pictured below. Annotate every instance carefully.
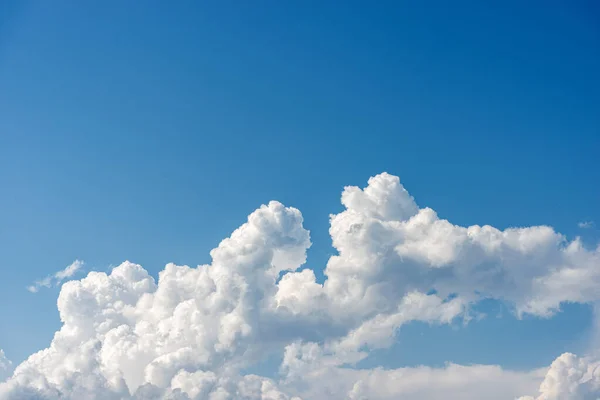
[1,173,599,399]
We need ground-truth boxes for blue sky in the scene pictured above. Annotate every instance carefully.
[0,1,599,396]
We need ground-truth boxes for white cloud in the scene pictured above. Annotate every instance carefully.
[518,352,600,400]
[1,173,599,399]
[0,350,12,383]
[27,260,84,293]
[579,221,594,229]
[275,173,600,321]
[280,344,546,400]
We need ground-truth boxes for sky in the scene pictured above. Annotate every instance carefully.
[0,1,599,399]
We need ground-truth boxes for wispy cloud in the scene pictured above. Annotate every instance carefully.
[578,221,594,229]
[0,349,12,382]
[27,260,84,293]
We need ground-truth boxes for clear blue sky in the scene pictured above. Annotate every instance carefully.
[0,0,599,371]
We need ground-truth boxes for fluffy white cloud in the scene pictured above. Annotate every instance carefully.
[3,201,312,399]
[278,173,600,319]
[2,173,599,399]
[517,352,600,400]
[27,260,84,293]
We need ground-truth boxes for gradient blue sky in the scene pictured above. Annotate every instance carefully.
[1,0,599,373]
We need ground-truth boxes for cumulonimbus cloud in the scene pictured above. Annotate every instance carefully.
[2,173,599,399]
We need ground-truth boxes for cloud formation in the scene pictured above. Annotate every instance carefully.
[517,353,600,400]
[579,221,594,229]
[0,350,11,383]
[2,173,599,399]
[27,260,84,293]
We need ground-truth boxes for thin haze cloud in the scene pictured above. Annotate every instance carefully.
[579,221,594,229]
[26,260,84,293]
[0,350,11,383]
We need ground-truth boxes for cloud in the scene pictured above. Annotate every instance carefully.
[275,173,600,321]
[579,221,594,229]
[518,352,600,400]
[27,260,84,293]
[1,173,599,399]
[0,350,12,383]
[281,343,546,400]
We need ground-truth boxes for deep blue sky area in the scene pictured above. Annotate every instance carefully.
[0,0,599,370]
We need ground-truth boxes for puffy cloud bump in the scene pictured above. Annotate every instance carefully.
[2,173,599,399]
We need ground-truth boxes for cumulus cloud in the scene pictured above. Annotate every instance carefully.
[2,173,599,399]
[274,173,600,322]
[518,352,600,400]
[27,260,84,293]
[579,221,594,229]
